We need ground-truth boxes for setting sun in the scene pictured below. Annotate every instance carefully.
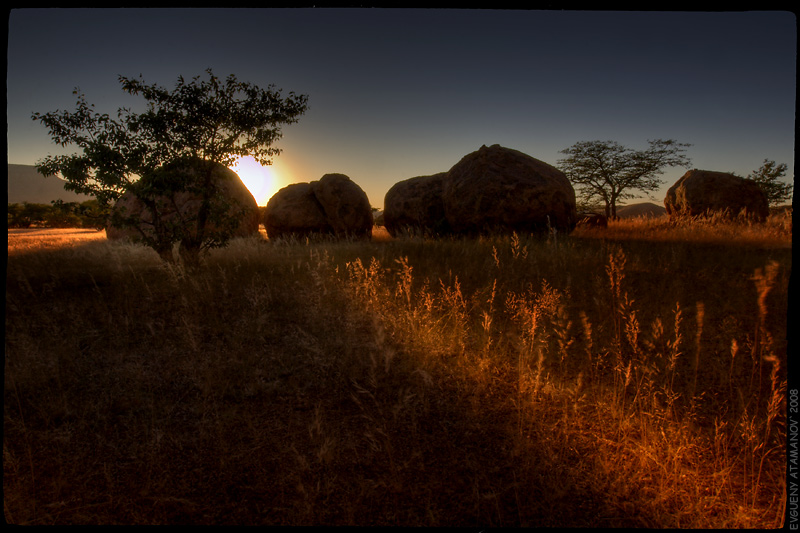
[230,156,279,206]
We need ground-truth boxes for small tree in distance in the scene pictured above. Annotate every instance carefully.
[557,139,692,220]
[32,69,309,264]
[745,159,793,207]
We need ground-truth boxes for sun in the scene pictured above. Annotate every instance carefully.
[230,156,279,206]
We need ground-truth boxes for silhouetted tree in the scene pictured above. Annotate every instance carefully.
[46,200,82,227]
[557,139,692,220]
[33,69,309,263]
[7,202,51,228]
[75,199,111,230]
[746,159,793,207]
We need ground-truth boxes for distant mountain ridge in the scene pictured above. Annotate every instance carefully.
[615,202,667,218]
[7,164,92,204]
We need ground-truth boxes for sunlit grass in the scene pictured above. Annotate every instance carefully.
[572,211,792,248]
[4,214,790,526]
[7,228,109,255]
[345,231,788,526]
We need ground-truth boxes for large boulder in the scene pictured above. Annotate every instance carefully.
[264,173,373,240]
[664,169,769,221]
[106,160,260,242]
[311,173,373,238]
[263,183,331,239]
[383,172,449,237]
[442,144,577,235]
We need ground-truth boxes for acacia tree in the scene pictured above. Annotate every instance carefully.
[32,69,309,263]
[745,159,793,207]
[557,139,692,219]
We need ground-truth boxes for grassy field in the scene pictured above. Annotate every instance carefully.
[5,213,792,526]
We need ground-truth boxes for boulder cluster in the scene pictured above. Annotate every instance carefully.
[263,173,373,240]
[107,151,773,249]
[384,144,578,237]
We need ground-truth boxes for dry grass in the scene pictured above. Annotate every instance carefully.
[4,214,791,526]
[572,211,792,248]
[8,228,109,255]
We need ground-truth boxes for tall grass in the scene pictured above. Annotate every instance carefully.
[5,214,790,526]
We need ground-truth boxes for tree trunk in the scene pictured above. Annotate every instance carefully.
[156,245,176,263]
[178,240,203,269]
[178,161,216,268]
[194,163,216,245]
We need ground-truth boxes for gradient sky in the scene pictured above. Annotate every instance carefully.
[7,8,796,208]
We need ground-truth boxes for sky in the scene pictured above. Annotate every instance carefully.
[7,8,797,208]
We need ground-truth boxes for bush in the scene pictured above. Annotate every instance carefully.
[8,200,110,229]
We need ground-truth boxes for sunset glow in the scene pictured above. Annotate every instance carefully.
[230,156,278,206]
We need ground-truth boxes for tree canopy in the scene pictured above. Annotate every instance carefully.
[557,139,692,219]
[745,159,793,207]
[32,69,309,263]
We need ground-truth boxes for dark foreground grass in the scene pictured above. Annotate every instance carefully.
[4,218,791,526]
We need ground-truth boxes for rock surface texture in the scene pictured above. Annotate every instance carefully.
[106,160,260,241]
[383,145,577,236]
[664,169,769,221]
[443,145,577,235]
[383,172,448,237]
[264,173,373,239]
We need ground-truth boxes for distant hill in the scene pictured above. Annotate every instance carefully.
[616,202,667,218]
[7,164,92,204]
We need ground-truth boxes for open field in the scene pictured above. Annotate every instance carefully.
[8,228,109,254]
[5,214,792,526]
